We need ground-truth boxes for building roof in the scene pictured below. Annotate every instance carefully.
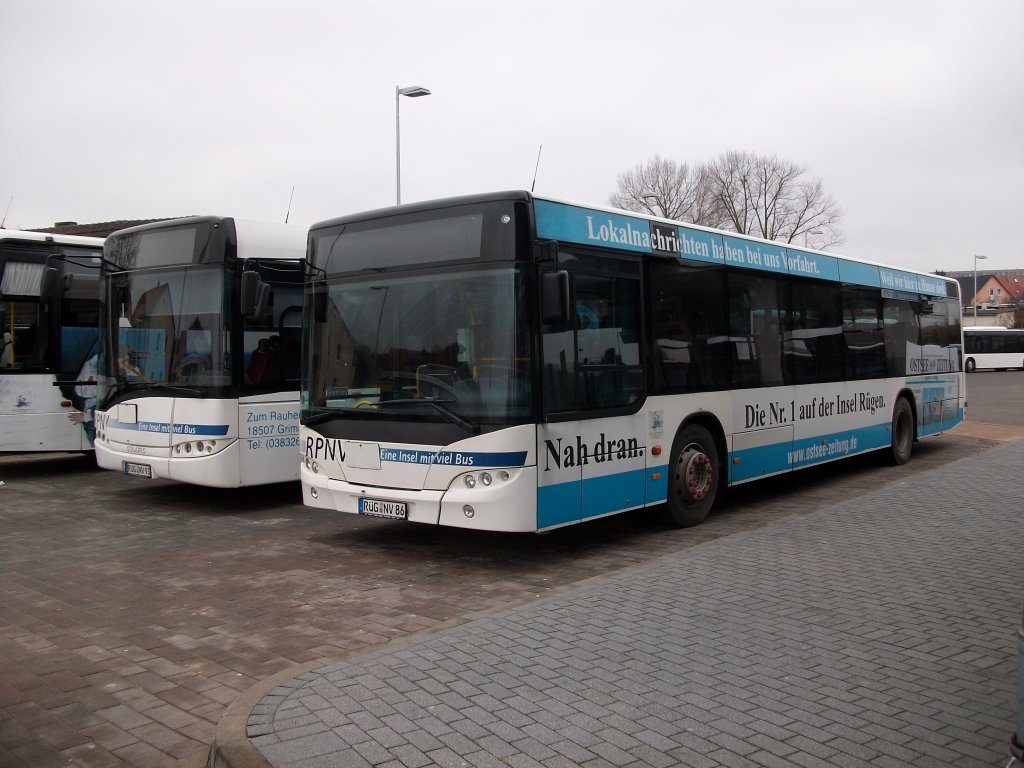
[939,270,1024,306]
[993,273,1024,303]
[27,219,182,238]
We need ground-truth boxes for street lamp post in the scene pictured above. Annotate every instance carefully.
[973,254,988,325]
[395,84,431,205]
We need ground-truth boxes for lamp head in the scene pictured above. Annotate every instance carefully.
[398,85,431,98]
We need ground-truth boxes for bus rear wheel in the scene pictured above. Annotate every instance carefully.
[965,358,976,373]
[664,424,719,528]
[886,397,915,466]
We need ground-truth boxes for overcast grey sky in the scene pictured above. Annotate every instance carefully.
[2,0,1021,274]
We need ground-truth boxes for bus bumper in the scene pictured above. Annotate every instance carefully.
[301,464,539,532]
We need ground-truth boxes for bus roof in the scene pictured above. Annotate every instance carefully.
[310,191,957,298]
[105,216,306,262]
[0,228,105,247]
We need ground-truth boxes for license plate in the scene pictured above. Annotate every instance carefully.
[123,461,153,479]
[358,497,407,519]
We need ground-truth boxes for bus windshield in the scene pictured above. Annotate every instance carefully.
[305,266,530,428]
[107,264,231,391]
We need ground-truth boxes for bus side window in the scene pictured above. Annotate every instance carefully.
[648,261,728,394]
[944,298,962,372]
[787,279,846,384]
[574,275,631,409]
[842,286,885,380]
[541,256,643,415]
[728,272,785,388]
[883,297,921,376]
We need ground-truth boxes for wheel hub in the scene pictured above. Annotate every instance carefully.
[677,447,713,501]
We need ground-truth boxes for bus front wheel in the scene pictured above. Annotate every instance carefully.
[965,358,976,373]
[886,397,915,466]
[664,424,719,528]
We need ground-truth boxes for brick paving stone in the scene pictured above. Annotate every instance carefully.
[235,439,1022,768]
[2,427,1021,767]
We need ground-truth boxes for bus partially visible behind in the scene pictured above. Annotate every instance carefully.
[963,326,1024,372]
[93,217,305,487]
[1,229,104,452]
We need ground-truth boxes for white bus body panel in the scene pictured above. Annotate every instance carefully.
[95,393,299,487]
[0,374,87,451]
[300,373,962,532]
[535,413,648,530]
[301,423,539,532]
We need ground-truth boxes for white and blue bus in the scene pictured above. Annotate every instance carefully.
[94,217,306,487]
[1,229,104,452]
[300,192,964,531]
[963,326,1024,372]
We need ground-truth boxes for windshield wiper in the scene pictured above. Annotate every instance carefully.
[381,398,480,434]
[303,410,340,427]
[110,381,205,398]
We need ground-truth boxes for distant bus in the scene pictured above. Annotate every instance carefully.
[299,191,964,532]
[93,217,306,487]
[1,229,104,452]
[963,327,1024,372]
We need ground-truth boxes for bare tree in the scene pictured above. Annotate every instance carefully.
[704,151,844,249]
[1011,297,1024,329]
[609,155,724,227]
[610,151,845,250]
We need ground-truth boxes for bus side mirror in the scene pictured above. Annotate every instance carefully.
[312,283,327,322]
[39,266,59,300]
[541,270,570,326]
[536,240,559,263]
[241,271,269,321]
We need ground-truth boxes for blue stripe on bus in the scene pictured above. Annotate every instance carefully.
[535,200,652,254]
[537,466,670,529]
[878,268,949,297]
[730,422,892,483]
[533,199,951,297]
[919,414,963,437]
[839,260,881,288]
[378,449,529,467]
[108,419,230,436]
[583,469,646,518]
[537,480,580,529]
[647,463,669,504]
[537,410,964,527]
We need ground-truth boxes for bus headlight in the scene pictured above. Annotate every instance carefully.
[459,469,516,491]
[175,440,219,456]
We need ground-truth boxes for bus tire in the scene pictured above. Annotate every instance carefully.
[965,358,976,373]
[886,397,914,466]
[664,424,719,528]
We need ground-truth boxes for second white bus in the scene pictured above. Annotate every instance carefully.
[1,229,104,452]
[963,327,1024,372]
[94,217,306,487]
